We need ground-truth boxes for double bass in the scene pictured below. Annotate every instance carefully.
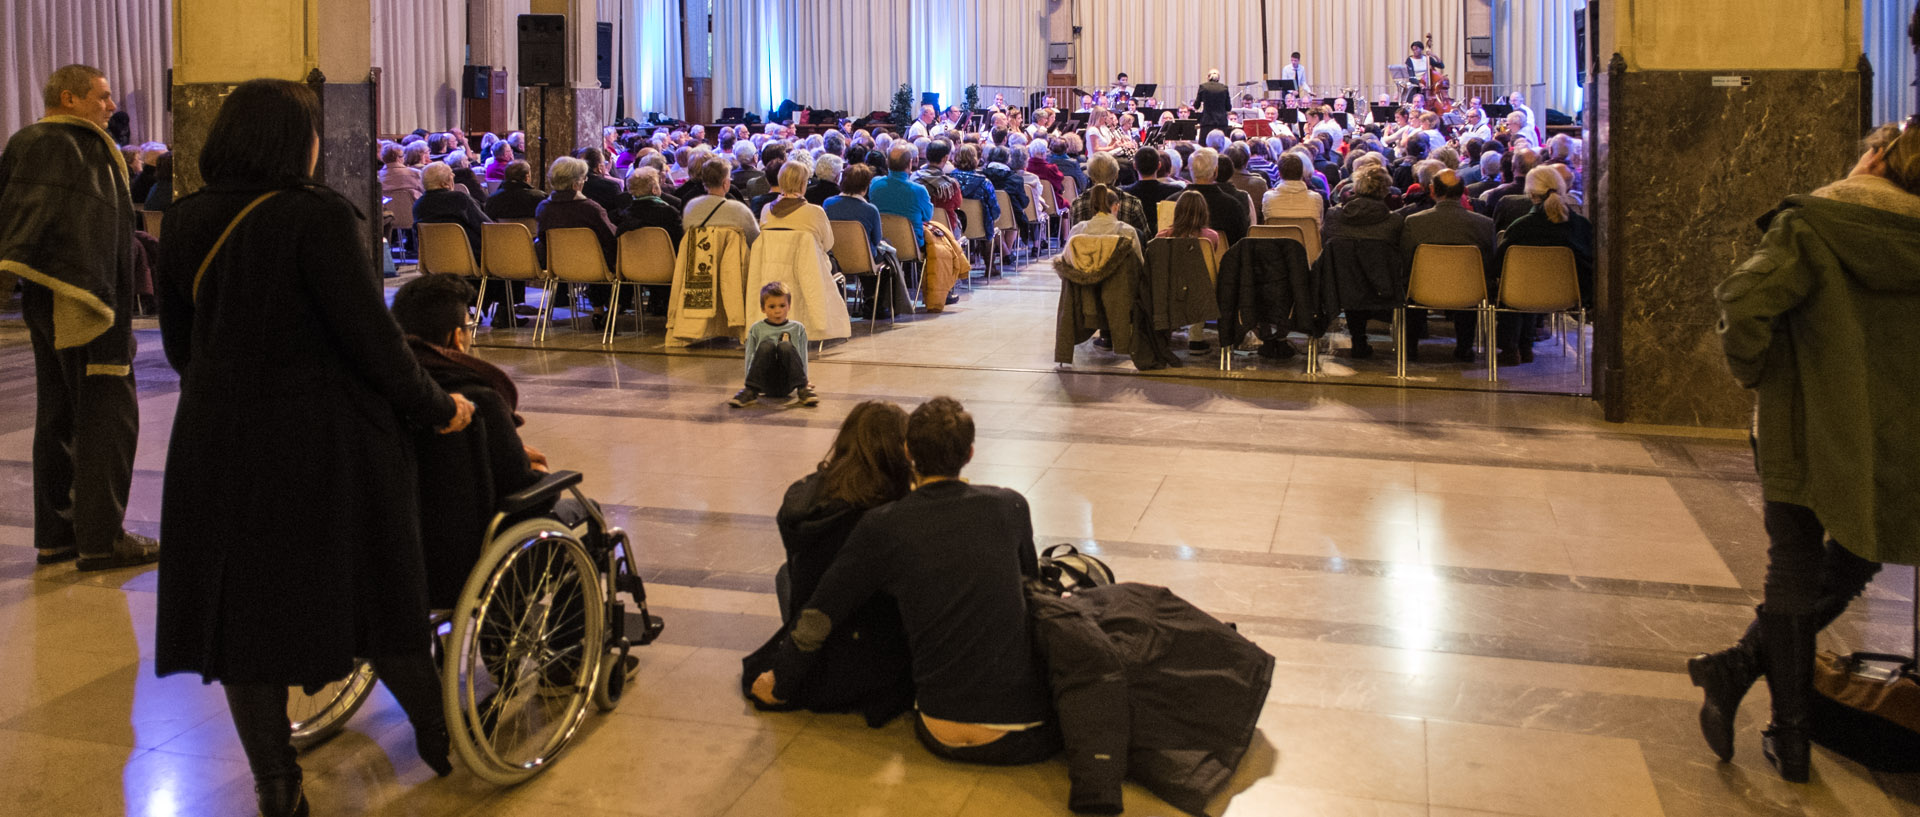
[1422,32,1454,115]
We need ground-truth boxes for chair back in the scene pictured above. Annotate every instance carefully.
[829,221,876,274]
[547,228,614,284]
[1407,244,1488,309]
[1023,186,1043,220]
[140,209,164,240]
[617,228,676,284]
[1498,245,1581,312]
[880,213,922,262]
[1060,176,1079,204]
[1247,223,1307,245]
[1042,180,1061,213]
[385,189,418,229]
[958,199,990,240]
[484,180,502,196]
[1265,216,1321,262]
[481,222,544,281]
[417,222,478,276]
[1156,199,1177,230]
[993,191,1019,231]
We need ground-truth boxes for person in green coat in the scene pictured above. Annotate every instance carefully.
[1690,120,1920,783]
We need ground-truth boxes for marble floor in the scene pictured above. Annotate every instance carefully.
[0,258,1914,817]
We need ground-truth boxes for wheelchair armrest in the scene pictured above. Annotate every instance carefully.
[500,470,584,516]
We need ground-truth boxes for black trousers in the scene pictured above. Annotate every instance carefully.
[913,714,1062,766]
[22,284,137,556]
[224,651,443,782]
[745,339,806,398]
[1761,501,1880,617]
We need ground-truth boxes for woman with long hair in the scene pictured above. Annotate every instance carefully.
[742,401,917,725]
[1691,120,1920,783]
[155,79,473,816]
[1155,190,1224,352]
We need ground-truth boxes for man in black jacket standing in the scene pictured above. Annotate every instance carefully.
[1193,68,1232,144]
[0,64,158,569]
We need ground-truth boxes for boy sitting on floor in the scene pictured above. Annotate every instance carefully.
[731,281,820,408]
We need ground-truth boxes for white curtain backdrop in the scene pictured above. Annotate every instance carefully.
[622,0,684,119]
[712,0,785,118]
[910,0,1049,110]
[372,0,467,132]
[1865,0,1915,124]
[0,0,173,147]
[1079,0,1266,102]
[1262,0,1464,99]
[1494,0,1582,117]
[786,0,912,114]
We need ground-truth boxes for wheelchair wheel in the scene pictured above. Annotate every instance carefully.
[443,518,606,785]
[287,660,377,751]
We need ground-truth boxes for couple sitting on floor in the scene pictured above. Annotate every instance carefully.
[741,397,1062,765]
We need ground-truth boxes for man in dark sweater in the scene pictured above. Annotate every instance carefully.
[482,160,545,221]
[754,397,1058,766]
[1125,147,1187,235]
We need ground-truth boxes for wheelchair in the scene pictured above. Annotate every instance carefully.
[283,470,665,785]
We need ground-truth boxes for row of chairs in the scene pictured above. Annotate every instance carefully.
[1393,243,1586,384]
[419,221,676,345]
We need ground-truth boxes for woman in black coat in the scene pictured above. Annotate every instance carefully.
[154,79,473,817]
[741,401,916,727]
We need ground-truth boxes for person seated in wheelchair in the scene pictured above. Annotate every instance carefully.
[389,273,569,607]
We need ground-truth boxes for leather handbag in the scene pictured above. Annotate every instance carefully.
[1809,572,1920,773]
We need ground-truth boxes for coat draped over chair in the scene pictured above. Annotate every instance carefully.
[748,229,853,341]
[667,225,751,346]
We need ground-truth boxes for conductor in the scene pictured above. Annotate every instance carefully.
[1194,68,1231,142]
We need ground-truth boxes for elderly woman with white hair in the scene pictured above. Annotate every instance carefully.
[1490,164,1593,364]
[442,149,488,200]
[616,166,685,250]
[412,161,491,259]
[1186,147,1251,244]
[806,153,843,205]
[760,160,836,255]
[536,155,619,277]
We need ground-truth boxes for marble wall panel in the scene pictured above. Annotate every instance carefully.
[316,81,378,263]
[168,83,239,196]
[518,86,609,189]
[1604,69,1860,428]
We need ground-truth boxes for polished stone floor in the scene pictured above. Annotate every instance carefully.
[0,260,1914,817]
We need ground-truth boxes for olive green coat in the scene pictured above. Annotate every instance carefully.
[1717,175,1920,566]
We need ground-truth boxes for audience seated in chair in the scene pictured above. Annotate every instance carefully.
[482,160,544,221]
[1187,148,1252,245]
[380,142,425,202]
[684,156,761,246]
[614,167,684,250]
[806,154,842,205]
[1321,164,1407,359]
[1492,165,1594,366]
[1263,152,1325,227]
[869,144,934,250]
[413,163,490,259]
[1071,152,1149,238]
[1400,169,1496,363]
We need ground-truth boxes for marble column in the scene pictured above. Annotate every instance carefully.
[1591,0,1865,428]
[170,0,380,262]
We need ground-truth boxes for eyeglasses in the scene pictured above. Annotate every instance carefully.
[463,309,480,332]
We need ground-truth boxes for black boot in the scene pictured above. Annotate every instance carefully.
[1688,607,1763,762]
[1759,610,1816,783]
[371,652,454,777]
[224,683,308,817]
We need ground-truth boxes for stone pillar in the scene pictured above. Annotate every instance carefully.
[171,0,381,262]
[516,0,609,188]
[1592,0,1863,427]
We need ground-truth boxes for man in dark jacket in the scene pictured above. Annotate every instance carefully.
[1125,147,1186,235]
[1190,147,1251,245]
[482,160,546,221]
[753,397,1059,767]
[579,147,631,216]
[1400,169,1495,361]
[0,64,158,569]
[1193,68,1233,143]
[614,166,685,249]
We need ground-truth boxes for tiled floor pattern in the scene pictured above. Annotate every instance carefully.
[0,262,1914,816]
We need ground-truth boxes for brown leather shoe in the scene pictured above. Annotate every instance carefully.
[76,531,160,572]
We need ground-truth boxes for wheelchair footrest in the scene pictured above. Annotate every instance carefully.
[636,612,666,646]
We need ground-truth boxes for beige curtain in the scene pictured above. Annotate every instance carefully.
[714,0,912,119]
[0,0,173,147]
[1079,0,1267,103]
[911,0,1050,108]
[1263,0,1465,100]
[372,0,467,133]
[1493,0,1581,117]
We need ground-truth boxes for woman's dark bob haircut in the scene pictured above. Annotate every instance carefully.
[199,78,321,187]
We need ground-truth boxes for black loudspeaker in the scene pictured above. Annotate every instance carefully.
[518,14,566,87]
[1574,7,1588,87]
[462,65,490,99]
[596,22,613,90]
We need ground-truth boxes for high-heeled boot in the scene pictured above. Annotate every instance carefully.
[371,652,453,776]
[1688,606,1763,762]
[223,683,308,817]
[1759,610,1816,783]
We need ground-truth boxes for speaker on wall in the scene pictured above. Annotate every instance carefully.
[596,22,613,89]
[462,65,490,99]
[1574,7,1588,87]
[518,14,566,87]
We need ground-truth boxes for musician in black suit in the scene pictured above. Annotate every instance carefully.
[1194,68,1232,143]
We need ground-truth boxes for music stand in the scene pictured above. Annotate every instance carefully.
[1132,83,1157,100]
[1139,108,1164,124]
[1243,119,1274,139]
[1329,112,1351,129]
[1274,109,1302,125]
[1164,119,1198,142]
[1267,79,1292,94]
[1371,105,1400,124]
[1483,103,1515,121]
